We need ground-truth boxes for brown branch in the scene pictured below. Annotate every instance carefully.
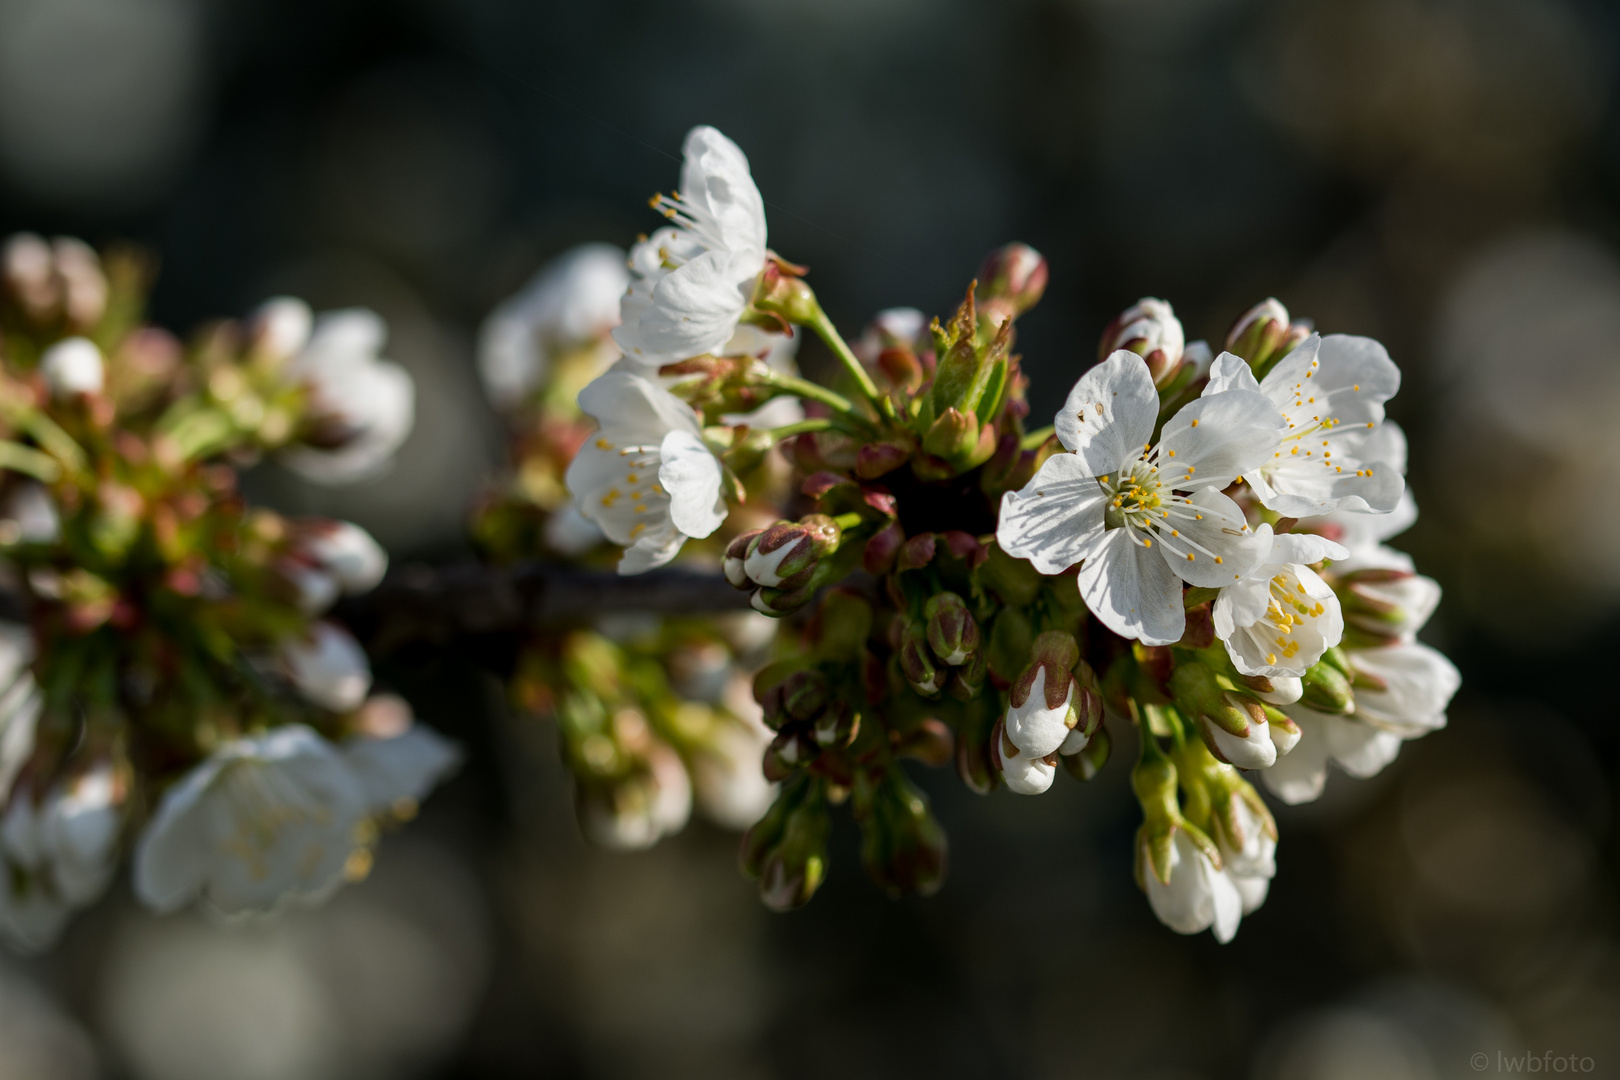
[335,562,752,652]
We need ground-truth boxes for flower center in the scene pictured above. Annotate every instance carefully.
[1260,572,1326,665]
[1096,445,1246,566]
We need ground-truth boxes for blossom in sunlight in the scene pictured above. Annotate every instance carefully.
[613,125,770,372]
[479,242,629,408]
[997,350,1284,645]
[566,371,727,574]
[1204,335,1404,517]
[1213,525,1348,678]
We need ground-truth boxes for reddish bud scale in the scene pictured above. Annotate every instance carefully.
[896,533,936,572]
[724,529,764,589]
[856,441,910,479]
[864,522,905,575]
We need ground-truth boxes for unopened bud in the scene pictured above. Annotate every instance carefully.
[898,621,944,697]
[858,766,947,898]
[994,719,1057,795]
[863,521,905,575]
[1300,656,1354,714]
[1170,662,1276,769]
[1100,298,1184,386]
[947,648,987,702]
[896,533,936,572]
[856,440,910,479]
[1265,707,1301,755]
[743,779,831,911]
[922,407,979,461]
[1337,567,1441,643]
[924,592,980,666]
[783,669,831,723]
[724,529,764,589]
[1235,672,1303,706]
[764,726,817,781]
[1061,725,1111,780]
[976,242,1049,324]
[811,702,859,749]
[1225,298,1311,375]
[745,515,841,589]
[750,260,819,325]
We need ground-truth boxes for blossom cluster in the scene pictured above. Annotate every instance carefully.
[0,236,455,951]
[544,125,1459,937]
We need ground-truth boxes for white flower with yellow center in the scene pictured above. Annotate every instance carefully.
[1203,335,1404,517]
[566,371,727,574]
[133,725,371,917]
[997,351,1285,645]
[1214,525,1348,678]
[613,125,769,373]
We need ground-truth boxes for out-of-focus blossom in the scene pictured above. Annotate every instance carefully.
[38,337,104,397]
[479,242,628,409]
[278,622,372,713]
[0,763,125,953]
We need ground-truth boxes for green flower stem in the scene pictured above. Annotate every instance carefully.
[806,305,895,422]
[755,369,864,421]
[832,512,865,531]
[1020,425,1055,450]
[0,440,62,482]
[18,412,86,476]
[768,417,835,442]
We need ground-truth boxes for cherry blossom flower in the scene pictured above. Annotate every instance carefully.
[566,371,727,574]
[133,726,370,917]
[998,351,1284,644]
[38,337,103,397]
[278,622,371,713]
[1214,525,1348,678]
[1204,336,1404,517]
[613,126,769,373]
[1141,827,1242,942]
[479,242,629,408]
[0,764,123,953]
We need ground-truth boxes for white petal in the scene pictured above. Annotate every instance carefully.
[1268,532,1349,565]
[1053,351,1159,475]
[1005,669,1075,758]
[1232,872,1270,915]
[1260,712,1331,804]
[1158,389,1286,489]
[658,429,726,540]
[1157,487,1267,589]
[343,722,461,814]
[680,126,768,253]
[1078,527,1185,646]
[577,370,701,439]
[1202,351,1261,395]
[996,741,1056,795]
[1209,716,1277,769]
[1209,864,1244,942]
[1350,643,1460,736]
[618,524,687,575]
[620,248,761,361]
[995,453,1108,575]
[1319,714,1404,778]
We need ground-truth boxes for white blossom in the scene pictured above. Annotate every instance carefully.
[270,305,416,485]
[133,726,372,917]
[1003,667,1075,759]
[1214,525,1348,678]
[287,520,388,614]
[613,126,769,373]
[0,483,60,544]
[0,764,123,953]
[479,242,629,408]
[995,736,1056,796]
[1206,711,1279,771]
[340,696,461,816]
[566,371,727,574]
[278,622,371,713]
[38,337,104,397]
[1204,336,1404,517]
[997,351,1284,645]
[1141,828,1242,942]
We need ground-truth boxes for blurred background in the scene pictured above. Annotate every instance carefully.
[0,0,1618,1076]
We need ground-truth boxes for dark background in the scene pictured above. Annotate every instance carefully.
[1,1,1618,1078]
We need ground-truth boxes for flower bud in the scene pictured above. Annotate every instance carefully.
[1265,707,1301,755]
[1235,673,1303,706]
[1061,726,1110,781]
[279,621,372,713]
[1100,298,1184,386]
[1224,298,1311,375]
[747,781,831,912]
[857,766,947,898]
[1299,655,1353,714]
[863,521,905,576]
[994,720,1057,795]
[855,440,910,479]
[976,242,1049,324]
[898,621,944,697]
[1169,662,1275,770]
[924,592,980,666]
[895,533,936,571]
[750,577,821,617]
[296,520,387,596]
[947,648,987,702]
[750,260,819,326]
[39,337,104,398]
[811,701,859,749]
[745,515,842,589]
[724,529,764,588]
[782,668,830,723]
[1336,567,1441,643]
[1005,631,1081,759]
[921,407,980,462]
